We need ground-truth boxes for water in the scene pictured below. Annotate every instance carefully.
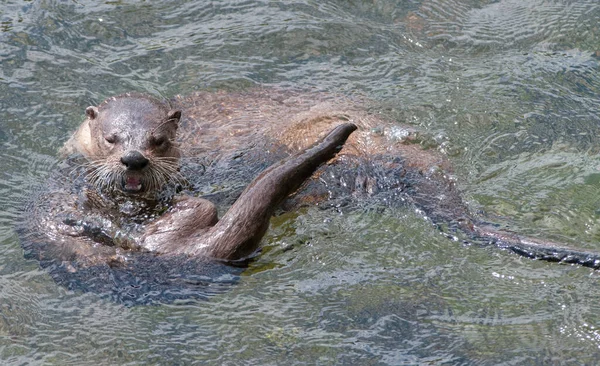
[1,0,600,364]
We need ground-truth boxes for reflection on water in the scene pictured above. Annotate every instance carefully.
[1,0,600,364]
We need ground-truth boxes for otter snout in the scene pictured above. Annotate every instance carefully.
[120,150,149,171]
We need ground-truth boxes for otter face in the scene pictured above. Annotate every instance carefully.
[83,94,182,195]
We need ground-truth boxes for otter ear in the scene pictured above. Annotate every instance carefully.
[85,106,99,120]
[167,110,181,124]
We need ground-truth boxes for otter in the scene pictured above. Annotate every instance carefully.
[20,89,600,303]
[28,92,359,265]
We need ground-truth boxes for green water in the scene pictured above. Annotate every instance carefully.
[1,0,600,364]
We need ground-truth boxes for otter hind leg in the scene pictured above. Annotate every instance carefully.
[189,123,358,260]
[142,196,218,253]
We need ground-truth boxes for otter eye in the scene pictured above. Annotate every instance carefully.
[104,135,117,144]
[150,136,168,147]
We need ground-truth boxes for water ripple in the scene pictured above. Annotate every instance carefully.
[1,0,600,364]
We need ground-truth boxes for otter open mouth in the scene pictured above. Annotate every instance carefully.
[122,176,143,193]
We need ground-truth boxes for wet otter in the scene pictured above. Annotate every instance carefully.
[31,92,359,265]
[20,89,600,303]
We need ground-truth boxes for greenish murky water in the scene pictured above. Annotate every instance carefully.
[1,0,600,364]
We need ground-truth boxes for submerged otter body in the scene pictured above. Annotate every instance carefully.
[21,89,600,304]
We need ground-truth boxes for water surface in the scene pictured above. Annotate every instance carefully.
[1,0,600,364]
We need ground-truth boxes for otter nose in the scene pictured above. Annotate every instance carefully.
[120,150,149,170]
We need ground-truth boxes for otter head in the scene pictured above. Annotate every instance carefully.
[82,93,182,195]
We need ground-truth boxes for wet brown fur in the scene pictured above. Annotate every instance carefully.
[50,88,600,271]
[49,90,372,266]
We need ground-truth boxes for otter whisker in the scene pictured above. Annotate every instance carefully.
[85,159,126,192]
[68,159,105,183]
[151,159,185,189]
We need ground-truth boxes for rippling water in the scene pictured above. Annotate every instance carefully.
[1,0,600,364]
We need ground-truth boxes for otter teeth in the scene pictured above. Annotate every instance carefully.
[123,176,143,192]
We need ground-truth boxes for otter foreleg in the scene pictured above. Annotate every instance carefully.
[185,123,357,260]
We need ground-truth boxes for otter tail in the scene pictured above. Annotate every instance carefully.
[196,123,357,260]
[470,224,600,269]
